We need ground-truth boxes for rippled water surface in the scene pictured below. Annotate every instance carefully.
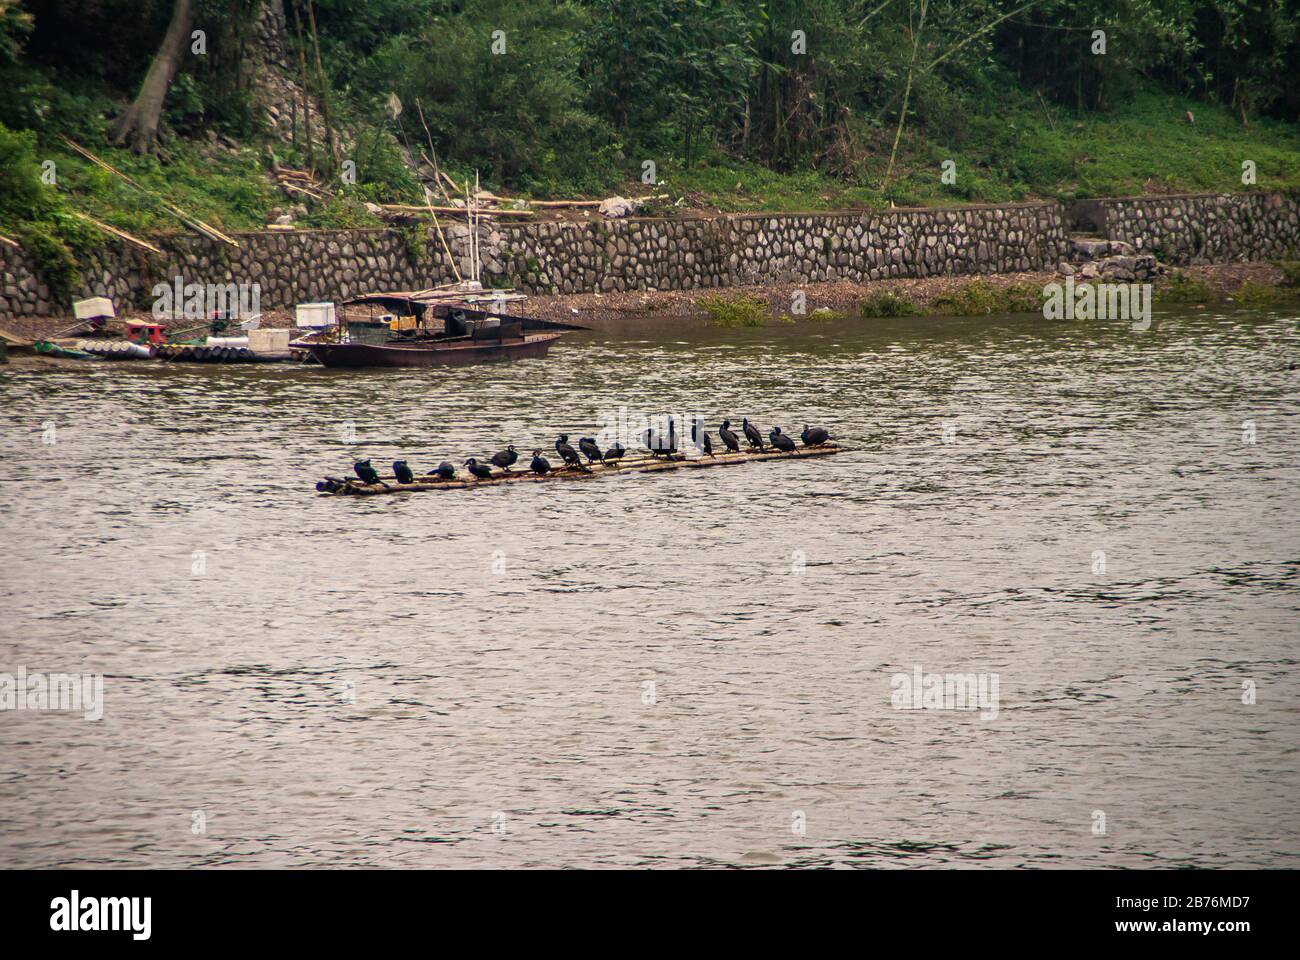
[1,304,1298,868]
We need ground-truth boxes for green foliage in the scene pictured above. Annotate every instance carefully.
[357,0,618,195]
[860,291,921,318]
[0,0,1298,233]
[1159,270,1214,302]
[0,0,32,65]
[928,280,1042,316]
[0,120,98,302]
[398,223,427,262]
[698,294,769,326]
[15,220,80,301]
[1276,260,1300,287]
[1233,280,1283,305]
[0,121,52,222]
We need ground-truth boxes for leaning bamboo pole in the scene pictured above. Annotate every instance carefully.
[319,445,845,496]
[58,137,239,247]
[70,211,164,254]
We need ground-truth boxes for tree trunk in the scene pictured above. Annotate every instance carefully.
[112,0,194,154]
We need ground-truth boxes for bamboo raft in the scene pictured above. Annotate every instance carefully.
[319,444,845,495]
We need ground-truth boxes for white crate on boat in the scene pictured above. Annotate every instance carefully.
[295,302,336,328]
[73,297,115,320]
[248,328,291,353]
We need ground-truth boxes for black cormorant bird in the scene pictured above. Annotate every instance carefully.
[688,420,715,457]
[489,445,518,471]
[353,459,385,486]
[316,476,348,493]
[393,460,415,484]
[742,418,763,450]
[555,435,582,468]
[433,462,456,481]
[578,437,603,463]
[769,426,796,452]
[801,425,830,447]
[644,418,678,458]
[530,450,551,475]
[604,442,626,464]
[464,458,494,480]
[719,420,740,453]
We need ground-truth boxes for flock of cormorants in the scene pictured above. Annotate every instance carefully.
[317,417,832,491]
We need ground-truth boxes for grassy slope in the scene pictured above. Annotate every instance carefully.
[664,90,1300,212]
[31,88,1300,237]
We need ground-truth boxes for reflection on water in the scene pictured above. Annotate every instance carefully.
[1,304,1297,868]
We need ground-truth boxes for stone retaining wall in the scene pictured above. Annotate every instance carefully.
[1,191,1296,320]
[1093,191,1300,265]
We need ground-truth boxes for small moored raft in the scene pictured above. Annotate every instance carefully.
[318,444,844,496]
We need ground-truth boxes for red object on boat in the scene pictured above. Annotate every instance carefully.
[125,320,168,345]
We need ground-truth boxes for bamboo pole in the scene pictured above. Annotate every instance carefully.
[70,212,164,254]
[883,0,927,188]
[289,0,315,172]
[380,204,533,218]
[58,137,240,247]
[303,0,340,167]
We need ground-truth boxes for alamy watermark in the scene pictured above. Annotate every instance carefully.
[152,277,260,321]
[891,664,1000,721]
[1,667,103,720]
[1043,277,1152,330]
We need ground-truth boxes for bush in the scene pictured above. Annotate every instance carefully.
[1233,281,1282,306]
[928,279,1043,316]
[1159,270,1214,303]
[1276,261,1300,287]
[698,294,768,326]
[16,220,80,302]
[860,291,920,317]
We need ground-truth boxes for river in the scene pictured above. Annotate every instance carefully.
[1,301,1297,868]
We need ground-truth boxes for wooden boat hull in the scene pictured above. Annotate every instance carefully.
[303,332,565,369]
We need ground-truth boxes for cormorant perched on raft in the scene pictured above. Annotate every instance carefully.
[464,458,494,480]
[603,442,626,464]
[555,435,583,469]
[316,476,348,492]
[690,420,714,457]
[742,418,763,450]
[354,459,386,486]
[644,417,678,458]
[719,420,741,453]
[769,426,797,452]
[489,445,518,472]
[801,425,830,447]
[432,462,456,481]
[578,437,603,463]
[530,450,551,475]
[393,460,415,485]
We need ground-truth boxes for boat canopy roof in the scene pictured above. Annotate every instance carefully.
[341,286,529,319]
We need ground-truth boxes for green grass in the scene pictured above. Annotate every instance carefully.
[860,291,922,317]
[698,294,768,326]
[928,280,1043,316]
[1158,270,1214,303]
[1231,281,1284,306]
[653,89,1300,212]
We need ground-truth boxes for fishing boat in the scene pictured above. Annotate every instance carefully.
[298,285,583,369]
